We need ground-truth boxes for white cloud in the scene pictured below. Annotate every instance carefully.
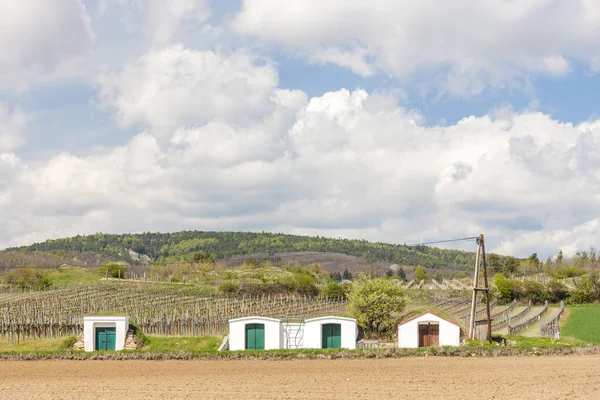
[98,0,211,45]
[146,0,211,44]
[3,47,600,258]
[96,45,282,134]
[233,0,600,95]
[0,105,25,151]
[0,0,94,89]
[307,47,375,77]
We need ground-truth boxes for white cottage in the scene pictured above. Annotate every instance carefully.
[228,316,283,351]
[397,311,460,348]
[83,315,129,352]
[302,316,357,350]
[228,315,358,351]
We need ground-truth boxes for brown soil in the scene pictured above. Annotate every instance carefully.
[1,356,599,399]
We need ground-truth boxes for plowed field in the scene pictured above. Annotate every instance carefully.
[1,356,599,399]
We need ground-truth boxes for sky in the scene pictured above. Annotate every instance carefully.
[1,0,600,258]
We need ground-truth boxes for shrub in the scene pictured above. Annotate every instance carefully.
[129,321,149,346]
[100,263,126,279]
[218,282,241,295]
[321,281,349,299]
[291,273,319,296]
[570,277,595,304]
[3,268,51,289]
[414,266,430,282]
[546,280,570,303]
[60,336,78,350]
[495,274,516,303]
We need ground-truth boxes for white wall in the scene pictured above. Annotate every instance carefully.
[303,316,358,350]
[228,316,282,351]
[397,313,460,348]
[282,323,304,349]
[83,316,129,352]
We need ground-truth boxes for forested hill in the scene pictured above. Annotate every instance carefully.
[1,231,501,271]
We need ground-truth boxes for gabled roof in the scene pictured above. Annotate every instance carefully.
[397,310,460,327]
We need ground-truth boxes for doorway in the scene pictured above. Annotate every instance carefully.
[245,323,265,350]
[321,323,342,349]
[418,323,439,347]
[95,327,116,351]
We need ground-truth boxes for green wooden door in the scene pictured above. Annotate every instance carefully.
[322,323,342,348]
[245,324,265,350]
[95,327,116,351]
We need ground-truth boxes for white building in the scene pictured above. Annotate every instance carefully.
[397,311,461,348]
[83,315,129,352]
[228,316,358,351]
[228,316,283,351]
[303,316,357,350]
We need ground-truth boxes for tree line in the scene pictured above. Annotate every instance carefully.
[4,231,501,270]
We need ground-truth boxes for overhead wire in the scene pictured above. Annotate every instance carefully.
[404,236,479,247]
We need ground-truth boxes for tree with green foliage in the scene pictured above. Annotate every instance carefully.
[487,253,503,274]
[8,230,508,271]
[348,276,406,336]
[100,263,126,279]
[414,266,430,282]
[3,268,51,289]
[321,280,349,299]
[342,268,352,280]
[494,274,516,303]
[502,256,519,276]
[434,271,443,282]
[397,268,407,281]
[192,251,215,264]
[329,271,342,281]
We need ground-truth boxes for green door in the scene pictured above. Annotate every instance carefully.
[322,323,342,348]
[95,327,116,351]
[245,324,265,350]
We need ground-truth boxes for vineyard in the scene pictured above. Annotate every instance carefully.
[0,282,348,343]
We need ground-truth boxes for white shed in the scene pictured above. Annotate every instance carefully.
[397,311,460,348]
[83,315,129,352]
[228,316,283,351]
[303,316,358,349]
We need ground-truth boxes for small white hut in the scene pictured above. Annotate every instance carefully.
[397,311,460,348]
[83,315,129,352]
[303,316,358,350]
[228,316,283,351]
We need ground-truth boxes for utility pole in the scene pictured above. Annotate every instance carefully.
[468,234,492,341]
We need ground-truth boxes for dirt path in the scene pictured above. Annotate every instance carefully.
[1,356,599,399]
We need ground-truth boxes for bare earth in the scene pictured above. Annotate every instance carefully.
[1,356,599,400]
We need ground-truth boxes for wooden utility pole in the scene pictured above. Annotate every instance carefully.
[468,234,492,341]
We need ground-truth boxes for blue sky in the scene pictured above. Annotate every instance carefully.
[1,0,600,258]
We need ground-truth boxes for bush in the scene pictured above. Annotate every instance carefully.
[100,263,126,279]
[414,266,430,282]
[3,268,51,289]
[218,282,241,295]
[60,336,78,350]
[129,321,149,346]
[495,274,516,303]
[291,273,319,296]
[570,277,595,304]
[546,280,570,303]
[321,281,350,299]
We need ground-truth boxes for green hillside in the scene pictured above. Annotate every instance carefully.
[2,231,501,270]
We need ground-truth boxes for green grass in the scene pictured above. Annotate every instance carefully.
[561,305,600,343]
[0,337,67,352]
[143,336,222,353]
[46,266,102,287]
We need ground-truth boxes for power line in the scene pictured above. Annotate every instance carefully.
[405,236,479,247]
